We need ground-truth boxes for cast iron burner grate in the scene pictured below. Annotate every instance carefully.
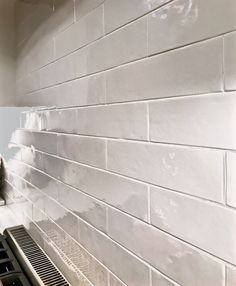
[2,226,70,286]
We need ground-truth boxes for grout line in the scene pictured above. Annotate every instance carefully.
[149,267,152,286]
[146,102,150,141]
[18,89,227,108]
[224,152,228,206]
[102,3,105,36]
[147,185,151,224]
[106,206,109,235]
[107,272,111,286]
[225,264,227,286]
[14,124,236,153]
[105,139,108,169]
[222,35,226,92]
[73,0,76,23]
[146,13,149,56]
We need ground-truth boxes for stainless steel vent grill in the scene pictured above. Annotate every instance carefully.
[4,226,70,286]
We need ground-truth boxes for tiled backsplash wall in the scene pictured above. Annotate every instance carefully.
[3,0,236,285]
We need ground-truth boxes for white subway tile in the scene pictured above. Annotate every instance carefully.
[150,92,236,149]
[78,221,150,286]
[107,141,224,202]
[77,103,148,140]
[58,182,107,232]
[87,18,147,73]
[106,38,223,103]
[148,0,236,55]
[109,273,126,286]
[55,6,103,58]
[152,270,179,286]
[57,134,106,168]
[104,0,170,33]
[108,208,224,286]
[21,112,44,131]
[17,88,58,108]
[43,195,80,241]
[227,265,236,286]
[43,154,66,179]
[43,154,148,221]
[31,131,57,154]
[29,168,59,200]
[75,0,104,21]
[45,109,77,133]
[57,74,106,107]
[227,152,236,208]
[54,53,78,84]
[21,147,43,170]
[27,40,54,72]
[39,52,80,88]
[11,129,33,147]
[150,186,236,264]
[224,31,236,91]
[25,71,41,93]
[39,62,58,88]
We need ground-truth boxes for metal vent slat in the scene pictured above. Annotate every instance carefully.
[4,226,70,286]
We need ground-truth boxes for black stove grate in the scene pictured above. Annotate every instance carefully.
[4,226,70,286]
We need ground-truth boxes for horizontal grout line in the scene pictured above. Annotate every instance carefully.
[17,90,230,111]
[14,126,236,153]
[34,90,228,109]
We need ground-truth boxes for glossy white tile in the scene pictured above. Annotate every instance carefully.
[76,103,148,140]
[107,140,224,202]
[42,154,148,221]
[57,134,106,168]
[55,5,103,59]
[149,92,236,149]
[58,181,107,232]
[224,31,236,91]
[226,265,236,286]
[104,0,170,33]
[150,186,236,264]
[227,152,236,208]
[148,0,236,55]
[106,38,223,103]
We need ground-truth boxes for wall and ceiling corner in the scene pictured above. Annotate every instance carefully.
[0,0,16,106]
[1,0,236,285]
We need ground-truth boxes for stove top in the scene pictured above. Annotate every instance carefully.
[0,235,31,286]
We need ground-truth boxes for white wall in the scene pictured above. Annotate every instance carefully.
[0,0,15,106]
